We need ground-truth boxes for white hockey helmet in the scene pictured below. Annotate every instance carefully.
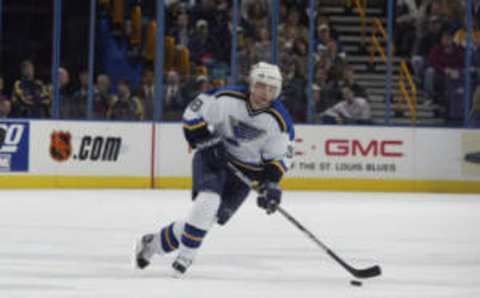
[249,62,283,99]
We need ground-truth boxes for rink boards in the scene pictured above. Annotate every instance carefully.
[1,120,479,193]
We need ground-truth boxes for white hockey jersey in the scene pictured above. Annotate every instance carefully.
[183,86,295,181]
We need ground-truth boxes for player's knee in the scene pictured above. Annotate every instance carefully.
[188,191,221,230]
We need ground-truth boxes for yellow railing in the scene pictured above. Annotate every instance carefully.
[370,18,394,65]
[399,61,417,123]
[350,0,368,46]
[369,17,417,125]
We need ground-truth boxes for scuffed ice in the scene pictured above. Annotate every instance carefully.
[0,190,479,298]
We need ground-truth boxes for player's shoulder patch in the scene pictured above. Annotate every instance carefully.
[210,85,248,101]
[267,100,295,140]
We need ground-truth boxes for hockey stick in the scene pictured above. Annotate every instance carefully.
[227,162,382,279]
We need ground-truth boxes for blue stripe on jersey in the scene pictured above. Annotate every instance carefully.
[271,100,295,141]
[181,223,207,249]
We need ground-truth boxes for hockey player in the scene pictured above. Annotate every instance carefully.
[134,62,295,277]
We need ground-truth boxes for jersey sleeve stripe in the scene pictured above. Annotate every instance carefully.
[183,122,207,130]
[183,118,208,130]
[215,90,247,101]
[183,117,205,126]
[268,109,288,132]
[270,160,287,175]
[229,158,263,172]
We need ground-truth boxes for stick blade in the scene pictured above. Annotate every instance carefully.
[353,265,382,279]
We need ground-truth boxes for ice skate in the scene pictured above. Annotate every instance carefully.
[134,234,157,269]
[171,250,195,278]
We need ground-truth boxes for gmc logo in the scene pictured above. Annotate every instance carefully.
[325,139,403,158]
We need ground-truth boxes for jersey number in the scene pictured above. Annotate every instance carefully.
[189,97,203,112]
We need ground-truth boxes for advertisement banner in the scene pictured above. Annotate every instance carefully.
[156,123,191,177]
[154,124,480,192]
[461,131,480,177]
[289,126,414,179]
[0,121,29,172]
[29,121,151,176]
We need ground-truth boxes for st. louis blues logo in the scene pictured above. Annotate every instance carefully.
[229,116,265,142]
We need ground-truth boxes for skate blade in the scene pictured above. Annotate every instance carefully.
[170,269,185,279]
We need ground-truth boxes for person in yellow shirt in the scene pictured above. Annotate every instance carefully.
[107,79,143,120]
[11,60,50,118]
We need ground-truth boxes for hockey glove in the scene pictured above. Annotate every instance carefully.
[257,182,282,215]
[198,137,226,170]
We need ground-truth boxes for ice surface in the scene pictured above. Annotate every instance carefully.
[0,189,479,298]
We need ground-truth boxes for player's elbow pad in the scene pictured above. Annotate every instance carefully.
[183,123,212,149]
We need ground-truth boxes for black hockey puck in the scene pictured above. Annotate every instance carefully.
[350,280,362,287]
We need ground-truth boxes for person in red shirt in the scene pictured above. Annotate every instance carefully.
[424,29,465,104]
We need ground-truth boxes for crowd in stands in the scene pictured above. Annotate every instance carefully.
[1,0,479,127]
[396,0,480,124]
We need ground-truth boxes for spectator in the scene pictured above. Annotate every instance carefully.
[323,40,347,82]
[424,29,465,104]
[169,11,191,48]
[243,1,269,30]
[278,24,297,53]
[0,100,11,119]
[57,67,73,110]
[196,76,210,94]
[282,60,307,123]
[11,60,50,119]
[0,76,11,118]
[316,23,346,61]
[415,0,449,45]
[0,76,7,102]
[475,0,480,28]
[190,0,216,27]
[209,3,233,63]
[412,15,446,83]
[395,0,419,56]
[471,85,480,127]
[241,0,270,21]
[319,84,371,125]
[254,28,272,64]
[418,0,449,23]
[164,70,185,116]
[94,74,112,119]
[188,19,218,65]
[182,74,211,105]
[291,37,309,80]
[278,7,308,42]
[344,65,368,100]
[108,79,143,120]
[61,70,87,119]
[313,67,342,116]
[137,68,155,120]
[444,0,465,32]
[237,40,257,82]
